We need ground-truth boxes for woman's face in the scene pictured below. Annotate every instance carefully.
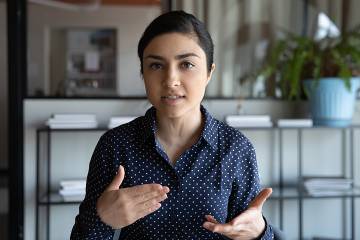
[142,32,214,119]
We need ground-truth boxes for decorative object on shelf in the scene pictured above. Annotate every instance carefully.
[304,78,360,127]
[46,113,98,129]
[259,12,360,127]
[225,115,273,128]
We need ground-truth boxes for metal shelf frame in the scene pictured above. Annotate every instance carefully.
[35,128,106,240]
[276,126,359,240]
[35,126,360,240]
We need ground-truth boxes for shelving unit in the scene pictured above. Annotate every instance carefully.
[35,128,107,240]
[35,125,360,240]
[277,126,359,240]
[239,125,360,239]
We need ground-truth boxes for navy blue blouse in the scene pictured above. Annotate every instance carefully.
[71,106,274,240]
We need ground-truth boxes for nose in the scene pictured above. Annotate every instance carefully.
[163,65,180,88]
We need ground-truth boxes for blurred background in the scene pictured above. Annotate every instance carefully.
[1,0,360,239]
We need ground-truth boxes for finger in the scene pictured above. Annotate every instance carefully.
[248,188,272,210]
[131,187,168,205]
[124,184,168,198]
[203,222,233,234]
[123,184,161,197]
[135,192,168,209]
[134,185,170,198]
[106,165,125,191]
[204,215,219,224]
[203,221,247,235]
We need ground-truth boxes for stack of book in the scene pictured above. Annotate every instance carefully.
[46,114,98,129]
[59,179,86,202]
[108,116,137,129]
[303,177,353,196]
[313,237,347,240]
[225,115,273,128]
[277,119,313,127]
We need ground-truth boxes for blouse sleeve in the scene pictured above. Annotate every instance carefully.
[225,139,274,240]
[70,132,117,239]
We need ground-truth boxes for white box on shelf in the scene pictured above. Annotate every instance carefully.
[225,115,273,128]
[277,119,313,127]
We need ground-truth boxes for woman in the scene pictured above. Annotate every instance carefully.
[71,10,274,240]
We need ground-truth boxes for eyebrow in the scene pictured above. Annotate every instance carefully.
[144,53,200,60]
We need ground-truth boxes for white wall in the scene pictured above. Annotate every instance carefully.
[24,99,360,240]
[27,4,161,96]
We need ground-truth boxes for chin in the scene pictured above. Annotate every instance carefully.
[158,104,200,119]
[159,107,186,118]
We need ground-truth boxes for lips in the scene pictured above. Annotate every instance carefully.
[161,95,185,99]
[160,94,185,105]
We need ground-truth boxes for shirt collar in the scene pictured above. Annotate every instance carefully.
[141,105,218,151]
[141,106,157,143]
[200,105,219,151]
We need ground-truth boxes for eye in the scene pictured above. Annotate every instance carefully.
[180,61,195,69]
[149,62,163,70]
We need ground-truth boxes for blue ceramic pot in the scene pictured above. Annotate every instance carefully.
[303,77,360,127]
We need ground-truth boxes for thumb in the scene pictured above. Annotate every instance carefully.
[248,188,272,210]
[106,165,125,191]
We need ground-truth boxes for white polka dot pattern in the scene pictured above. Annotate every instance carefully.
[70,105,274,240]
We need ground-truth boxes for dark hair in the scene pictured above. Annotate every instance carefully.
[137,10,214,74]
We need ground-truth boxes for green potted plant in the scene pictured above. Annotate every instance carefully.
[260,27,360,127]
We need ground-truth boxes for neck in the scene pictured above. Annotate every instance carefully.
[155,107,203,145]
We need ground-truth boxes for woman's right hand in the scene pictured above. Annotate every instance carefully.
[96,165,170,229]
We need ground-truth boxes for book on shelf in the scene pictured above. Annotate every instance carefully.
[59,189,86,196]
[46,114,98,129]
[59,190,86,202]
[303,177,352,188]
[59,179,86,202]
[108,116,138,129]
[313,237,349,240]
[59,193,85,202]
[51,114,96,121]
[47,119,96,124]
[46,122,98,129]
[277,118,313,127]
[225,115,273,128]
[60,179,86,189]
[303,177,353,196]
[227,122,273,128]
[306,189,355,197]
[225,115,271,122]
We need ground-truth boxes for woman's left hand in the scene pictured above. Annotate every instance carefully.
[202,188,272,240]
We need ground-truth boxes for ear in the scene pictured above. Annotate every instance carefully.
[206,63,216,85]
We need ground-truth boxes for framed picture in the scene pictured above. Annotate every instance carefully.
[49,28,117,96]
